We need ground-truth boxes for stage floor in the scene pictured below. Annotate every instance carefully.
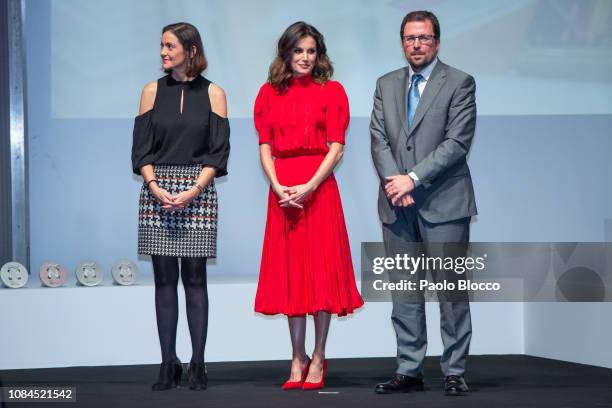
[1,355,611,408]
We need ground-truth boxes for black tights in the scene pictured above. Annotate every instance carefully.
[152,255,208,364]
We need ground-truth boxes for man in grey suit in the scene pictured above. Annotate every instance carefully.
[370,10,477,396]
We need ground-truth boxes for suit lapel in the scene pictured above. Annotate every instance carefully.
[395,67,411,139]
[408,62,447,137]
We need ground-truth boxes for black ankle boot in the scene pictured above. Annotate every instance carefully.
[152,360,182,391]
[187,363,208,390]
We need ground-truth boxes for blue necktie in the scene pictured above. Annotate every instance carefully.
[407,74,423,129]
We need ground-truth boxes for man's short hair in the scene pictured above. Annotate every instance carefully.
[400,10,441,40]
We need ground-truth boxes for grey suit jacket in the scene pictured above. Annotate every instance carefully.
[370,60,477,224]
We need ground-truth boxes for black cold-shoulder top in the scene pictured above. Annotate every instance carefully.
[131,75,230,177]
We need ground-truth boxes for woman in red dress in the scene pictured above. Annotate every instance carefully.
[254,21,364,390]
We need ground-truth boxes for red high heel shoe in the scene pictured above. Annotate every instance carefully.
[281,358,311,390]
[302,360,326,390]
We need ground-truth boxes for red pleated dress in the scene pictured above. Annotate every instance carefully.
[253,75,364,317]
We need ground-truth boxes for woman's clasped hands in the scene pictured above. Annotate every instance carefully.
[150,184,200,211]
[274,182,315,209]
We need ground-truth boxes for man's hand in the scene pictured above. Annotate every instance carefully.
[392,193,415,207]
[385,175,416,202]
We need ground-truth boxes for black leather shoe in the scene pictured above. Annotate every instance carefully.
[152,360,182,391]
[375,374,424,394]
[444,375,469,396]
[187,363,208,391]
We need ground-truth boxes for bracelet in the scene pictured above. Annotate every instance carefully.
[193,183,204,193]
[146,179,158,188]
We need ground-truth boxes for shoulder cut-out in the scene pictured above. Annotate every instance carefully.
[208,83,227,118]
[139,81,157,115]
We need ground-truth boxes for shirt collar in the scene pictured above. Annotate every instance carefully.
[290,73,313,87]
[409,57,438,82]
[167,74,202,87]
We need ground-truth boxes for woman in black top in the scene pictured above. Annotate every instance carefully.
[131,22,229,391]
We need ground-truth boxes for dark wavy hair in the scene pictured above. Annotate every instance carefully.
[268,21,333,93]
[162,22,207,77]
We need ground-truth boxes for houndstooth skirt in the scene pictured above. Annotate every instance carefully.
[138,164,217,258]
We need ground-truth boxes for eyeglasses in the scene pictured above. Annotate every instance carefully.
[402,35,436,46]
